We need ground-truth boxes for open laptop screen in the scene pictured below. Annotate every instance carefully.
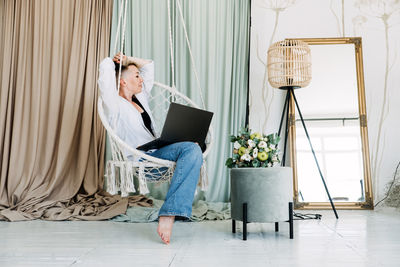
[137,103,213,151]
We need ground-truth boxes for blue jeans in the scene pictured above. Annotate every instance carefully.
[146,142,203,219]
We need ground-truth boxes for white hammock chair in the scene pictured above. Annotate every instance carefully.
[98,0,213,197]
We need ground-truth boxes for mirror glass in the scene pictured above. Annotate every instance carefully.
[293,42,369,205]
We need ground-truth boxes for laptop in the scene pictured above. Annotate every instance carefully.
[137,103,213,152]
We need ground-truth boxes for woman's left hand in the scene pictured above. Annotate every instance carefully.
[113,52,127,65]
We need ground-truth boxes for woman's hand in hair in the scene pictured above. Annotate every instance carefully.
[113,52,127,66]
[113,54,152,69]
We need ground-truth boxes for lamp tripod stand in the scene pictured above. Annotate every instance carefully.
[278,86,339,219]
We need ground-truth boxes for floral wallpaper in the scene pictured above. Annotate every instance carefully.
[249,0,400,203]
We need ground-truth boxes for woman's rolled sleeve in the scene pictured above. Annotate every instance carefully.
[98,57,120,116]
[139,61,155,95]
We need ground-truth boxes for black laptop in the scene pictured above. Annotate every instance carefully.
[137,103,213,152]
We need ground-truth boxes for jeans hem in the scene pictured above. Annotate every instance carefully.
[158,212,191,219]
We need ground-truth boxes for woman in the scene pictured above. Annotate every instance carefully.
[98,54,203,244]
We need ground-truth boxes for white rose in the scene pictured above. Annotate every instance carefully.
[269,144,276,150]
[233,141,241,149]
[258,141,267,149]
[252,148,258,158]
[241,153,251,162]
[267,162,273,167]
[247,139,255,148]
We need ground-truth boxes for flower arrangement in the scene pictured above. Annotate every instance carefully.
[225,127,281,168]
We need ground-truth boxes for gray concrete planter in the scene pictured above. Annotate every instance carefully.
[230,167,293,223]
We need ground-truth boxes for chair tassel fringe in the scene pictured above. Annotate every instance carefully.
[106,162,117,195]
[199,161,209,191]
[119,163,136,197]
[138,165,150,195]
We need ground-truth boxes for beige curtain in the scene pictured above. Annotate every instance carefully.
[0,0,151,221]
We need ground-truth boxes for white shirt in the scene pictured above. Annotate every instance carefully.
[98,57,157,159]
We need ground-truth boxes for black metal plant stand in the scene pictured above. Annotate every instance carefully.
[232,202,294,240]
[278,86,339,219]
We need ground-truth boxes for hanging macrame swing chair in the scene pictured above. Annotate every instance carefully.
[97,0,213,197]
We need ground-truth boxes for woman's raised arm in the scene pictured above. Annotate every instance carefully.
[98,57,120,116]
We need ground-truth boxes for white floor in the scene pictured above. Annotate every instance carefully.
[0,210,399,267]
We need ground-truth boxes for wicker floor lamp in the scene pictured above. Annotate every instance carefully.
[267,39,339,219]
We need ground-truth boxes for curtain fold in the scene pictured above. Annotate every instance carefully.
[109,0,250,202]
[0,0,151,221]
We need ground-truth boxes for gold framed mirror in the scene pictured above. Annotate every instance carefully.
[287,37,373,210]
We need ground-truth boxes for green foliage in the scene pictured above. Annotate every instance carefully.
[225,158,235,168]
[267,133,281,145]
[252,159,261,167]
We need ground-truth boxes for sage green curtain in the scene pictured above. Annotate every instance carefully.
[109,0,250,202]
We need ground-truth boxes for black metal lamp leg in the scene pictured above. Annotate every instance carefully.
[289,202,293,239]
[243,203,247,241]
[232,219,236,233]
[279,87,338,219]
[291,90,339,219]
[275,222,279,232]
[278,90,291,136]
[282,92,291,166]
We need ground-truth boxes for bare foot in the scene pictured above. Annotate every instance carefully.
[157,216,175,244]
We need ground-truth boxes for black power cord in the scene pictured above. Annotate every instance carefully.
[293,212,322,220]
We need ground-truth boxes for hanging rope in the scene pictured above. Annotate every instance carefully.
[116,0,129,94]
[167,0,176,88]
[111,0,129,95]
[176,0,206,109]
[112,0,124,55]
